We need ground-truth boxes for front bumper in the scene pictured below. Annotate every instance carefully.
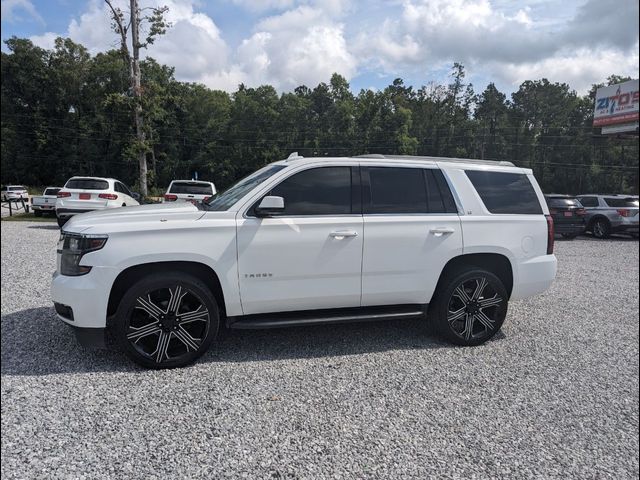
[51,266,119,328]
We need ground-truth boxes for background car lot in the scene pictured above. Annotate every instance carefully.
[1,222,638,479]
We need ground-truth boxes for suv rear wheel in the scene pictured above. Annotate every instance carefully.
[591,218,611,239]
[430,268,508,346]
[113,272,219,369]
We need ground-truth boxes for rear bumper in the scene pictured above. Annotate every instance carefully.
[32,204,55,210]
[56,208,95,218]
[511,254,557,301]
[554,222,585,235]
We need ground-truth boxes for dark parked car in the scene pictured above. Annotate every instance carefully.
[545,195,587,239]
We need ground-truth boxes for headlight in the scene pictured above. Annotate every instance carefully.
[58,233,108,276]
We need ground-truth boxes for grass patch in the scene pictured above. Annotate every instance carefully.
[1,213,56,222]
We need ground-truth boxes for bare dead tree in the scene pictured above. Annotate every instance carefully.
[104,0,169,196]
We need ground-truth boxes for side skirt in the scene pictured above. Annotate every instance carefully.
[227,304,427,329]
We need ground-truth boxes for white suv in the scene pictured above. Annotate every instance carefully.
[163,180,216,204]
[51,155,557,368]
[56,176,140,227]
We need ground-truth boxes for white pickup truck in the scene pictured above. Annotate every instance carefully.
[31,187,62,216]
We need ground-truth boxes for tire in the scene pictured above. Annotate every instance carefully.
[56,216,68,228]
[33,209,43,217]
[113,272,219,369]
[561,233,577,239]
[429,267,508,346]
[591,217,611,239]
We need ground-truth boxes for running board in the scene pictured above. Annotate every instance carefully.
[227,305,426,329]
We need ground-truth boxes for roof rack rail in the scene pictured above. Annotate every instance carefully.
[287,152,303,160]
[355,154,515,167]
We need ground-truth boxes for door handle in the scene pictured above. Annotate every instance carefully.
[330,230,358,240]
[430,227,455,237]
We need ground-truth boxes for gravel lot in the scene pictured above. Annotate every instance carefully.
[1,220,638,479]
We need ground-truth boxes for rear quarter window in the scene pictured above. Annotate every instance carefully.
[466,170,543,214]
[65,179,109,190]
[603,197,639,208]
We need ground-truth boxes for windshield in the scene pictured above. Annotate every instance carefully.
[169,182,213,195]
[65,178,109,190]
[205,164,286,211]
[546,197,581,207]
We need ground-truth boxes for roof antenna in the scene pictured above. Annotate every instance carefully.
[287,152,302,159]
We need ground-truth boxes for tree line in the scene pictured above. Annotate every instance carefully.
[1,37,638,196]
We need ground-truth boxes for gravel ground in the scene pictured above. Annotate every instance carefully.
[1,221,638,479]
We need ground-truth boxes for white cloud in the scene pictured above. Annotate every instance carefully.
[29,31,57,50]
[231,5,356,89]
[30,0,229,86]
[495,44,640,94]
[22,0,640,94]
[1,0,43,24]
[231,0,298,12]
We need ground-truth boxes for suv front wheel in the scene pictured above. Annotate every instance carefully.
[430,268,508,346]
[114,272,219,368]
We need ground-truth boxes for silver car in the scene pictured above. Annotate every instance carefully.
[576,194,639,239]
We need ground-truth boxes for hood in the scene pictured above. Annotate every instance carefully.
[63,202,207,234]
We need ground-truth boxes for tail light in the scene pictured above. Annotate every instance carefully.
[576,208,586,216]
[203,196,212,202]
[545,214,555,254]
[57,191,71,198]
[164,194,178,201]
[98,193,118,200]
[617,209,631,217]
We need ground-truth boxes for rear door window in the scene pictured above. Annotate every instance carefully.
[169,182,214,195]
[578,196,599,207]
[465,170,543,214]
[65,179,109,190]
[366,167,428,214]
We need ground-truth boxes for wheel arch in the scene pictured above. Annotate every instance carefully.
[107,261,227,319]
[435,253,514,299]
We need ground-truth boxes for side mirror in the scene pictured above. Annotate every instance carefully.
[255,195,284,217]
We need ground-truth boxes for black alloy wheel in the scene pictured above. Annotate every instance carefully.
[115,273,219,368]
[431,268,508,346]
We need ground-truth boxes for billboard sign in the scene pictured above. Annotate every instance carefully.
[593,79,639,127]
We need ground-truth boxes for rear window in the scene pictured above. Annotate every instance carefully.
[546,197,581,208]
[65,179,109,190]
[466,170,543,214]
[169,182,214,195]
[44,188,61,196]
[604,197,639,208]
[9,186,26,191]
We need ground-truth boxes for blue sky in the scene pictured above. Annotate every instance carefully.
[1,0,638,94]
